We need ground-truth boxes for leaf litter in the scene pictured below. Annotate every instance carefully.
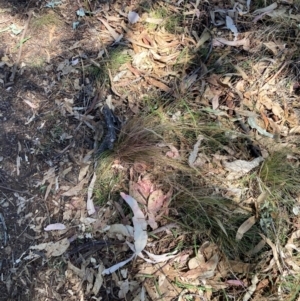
[1,0,300,300]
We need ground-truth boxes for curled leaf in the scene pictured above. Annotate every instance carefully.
[248,116,274,138]
[121,193,148,254]
[226,16,238,38]
[128,11,140,24]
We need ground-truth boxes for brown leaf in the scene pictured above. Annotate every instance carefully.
[196,28,210,49]
[98,18,121,41]
[256,278,269,291]
[148,189,165,213]
[183,254,219,280]
[188,252,205,269]
[263,42,279,55]
[260,109,269,130]
[129,181,147,205]
[126,37,154,49]
[236,216,256,240]
[246,239,266,257]
[233,65,248,80]
[260,233,282,273]
[31,238,70,258]
[62,178,89,197]
[271,103,283,117]
[228,260,253,274]
[213,37,250,51]
[145,77,171,92]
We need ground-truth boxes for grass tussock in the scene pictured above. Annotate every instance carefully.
[94,109,193,204]
[88,46,132,83]
[32,11,62,29]
[260,150,300,195]
[258,149,300,244]
[95,107,265,259]
[94,107,300,279]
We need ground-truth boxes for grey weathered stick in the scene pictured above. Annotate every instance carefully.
[9,10,33,83]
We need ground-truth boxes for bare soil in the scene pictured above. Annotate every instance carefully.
[0,1,112,299]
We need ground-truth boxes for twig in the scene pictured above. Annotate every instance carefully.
[85,91,101,115]
[0,184,30,194]
[9,10,33,83]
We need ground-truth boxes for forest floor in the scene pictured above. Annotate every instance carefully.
[0,0,300,300]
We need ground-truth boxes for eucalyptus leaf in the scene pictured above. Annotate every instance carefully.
[10,24,22,35]
[76,8,86,17]
[201,107,228,116]
[128,11,140,24]
[45,1,62,8]
[73,22,80,29]
[248,116,274,138]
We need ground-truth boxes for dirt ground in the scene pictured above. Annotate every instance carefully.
[0,1,117,299]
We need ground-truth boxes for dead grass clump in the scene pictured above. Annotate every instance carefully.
[95,109,263,260]
[94,110,191,204]
[259,149,300,245]
[170,180,262,259]
[260,150,300,196]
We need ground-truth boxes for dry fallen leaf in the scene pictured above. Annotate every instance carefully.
[253,2,277,15]
[246,239,266,257]
[62,177,89,197]
[128,11,140,24]
[189,135,205,167]
[44,223,66,231]
[87,173,96,215]
[243,274,259,301]
[213,37,250,51]
[92,262,105,295]
[285,229,300,256]
[271,103,284,117]
[102,254,136,276]
[223,157,264,179]
[225,16,238,39]
[183,253,219,280]
[30,238,70,258]
[148,190,165,215]
[121,193,148,255]
[145,77,171,92]
[188,249,205,269]
[107,224,134,238]
[236,216,256,240]
[98,18,123,42]
[248,117,274,138]
[196,28,210,49]
[147,189,166,229]
[260,233,282,273]
[129,181,148,205]
[78,163,90,182]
